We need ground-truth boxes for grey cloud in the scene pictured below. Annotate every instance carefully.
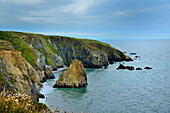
[1,0,45,5]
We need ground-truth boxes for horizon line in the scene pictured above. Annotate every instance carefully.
[1,29,170,40]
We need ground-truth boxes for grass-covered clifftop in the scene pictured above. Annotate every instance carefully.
[0,31,132,69]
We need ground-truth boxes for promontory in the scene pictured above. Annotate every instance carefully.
[0,31,132,112]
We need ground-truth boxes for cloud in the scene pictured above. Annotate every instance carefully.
[42,31,103,36]
[19,0,105,25]
[20,15,99,25]
[1,0,45,5]
[61,0,107,15]
[112,7,159,17]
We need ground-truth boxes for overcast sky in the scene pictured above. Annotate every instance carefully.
[0,0,170,39]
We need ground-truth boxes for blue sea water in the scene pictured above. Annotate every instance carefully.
[39,39,170,113]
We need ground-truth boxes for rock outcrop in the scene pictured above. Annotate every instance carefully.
[53,59,87,88]
[117,63,135,71]
[44,65,55,79]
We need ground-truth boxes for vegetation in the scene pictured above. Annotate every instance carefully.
[0,88,51,113]
[0,73,6,89]
[0,73,16,91]
[0,31,37,68]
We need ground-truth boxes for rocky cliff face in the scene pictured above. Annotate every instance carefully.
[0,40,40,101]
[81,39,133,61]
[50,36,108,68]
[53,59,87,88]
[0,31,132,69]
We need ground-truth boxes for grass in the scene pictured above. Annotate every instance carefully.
[0,88,51,113]
[0,73,6,89]
[22,74,29,83]
[0,32,37,69]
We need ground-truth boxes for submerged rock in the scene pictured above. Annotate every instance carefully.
[53,59,87,88]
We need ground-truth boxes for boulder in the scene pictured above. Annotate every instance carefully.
[53,59,87,88]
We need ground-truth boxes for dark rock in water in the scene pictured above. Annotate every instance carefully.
[124,52,127,53]
[53,59,87,88]
[109,61,114,64]
[117,64,127,69]
[144,66,152,70]
[117,64,134,71]
[126,66,135,71]
[135,56,141,58]
[130,53,136,55]
[39,94,45,99]
[136,67,142,70]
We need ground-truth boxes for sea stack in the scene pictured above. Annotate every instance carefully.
[53,59,87,88]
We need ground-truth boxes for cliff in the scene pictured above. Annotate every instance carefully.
[0,31,132,69]
[0,40,51,112]
[0,40,40,101]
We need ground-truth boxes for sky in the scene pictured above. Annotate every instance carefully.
[0,0,170,39]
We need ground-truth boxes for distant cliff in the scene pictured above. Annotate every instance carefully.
[0,31,132,69]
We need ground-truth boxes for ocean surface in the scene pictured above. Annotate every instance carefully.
[39,39,170,113]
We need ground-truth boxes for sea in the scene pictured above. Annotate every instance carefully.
[39,39,170,113]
